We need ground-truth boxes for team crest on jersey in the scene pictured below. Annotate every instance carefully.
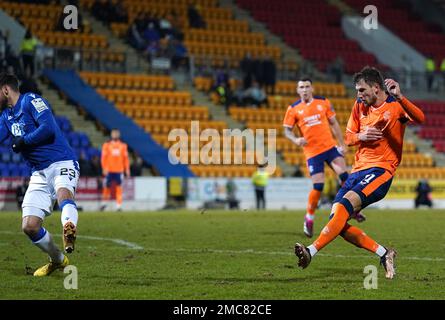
[31,98,48,113]
[11,123,23,136]
[383,111,391,121]
[298,110,304,114]
[317,105,323,111]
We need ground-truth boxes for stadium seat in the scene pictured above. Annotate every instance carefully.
[236,0,389,73]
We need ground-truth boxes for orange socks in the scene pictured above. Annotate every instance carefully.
[307,189,322,216]
[312,201,350,251]
[340,224,379,253]
[102,186,110,201]
[306,183,324,220]
[340,224,387,257]
[116,185,123,206]
[306,199,388,258]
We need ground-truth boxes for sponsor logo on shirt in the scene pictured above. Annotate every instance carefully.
[303,114,322,127]
[31,98,49,113]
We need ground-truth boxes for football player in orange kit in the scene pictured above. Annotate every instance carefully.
[283,78,365,238]
[294,67,425,279]
[100,129,130,211]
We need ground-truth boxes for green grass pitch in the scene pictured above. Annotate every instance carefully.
[0,209,444,299]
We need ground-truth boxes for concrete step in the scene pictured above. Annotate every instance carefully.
[37,79,109,148]
[172,70,244,130]
[80,9,150,74]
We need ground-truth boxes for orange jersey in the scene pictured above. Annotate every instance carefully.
[346,96,412,175]
[101,140,130,173]
[283,96,337,159]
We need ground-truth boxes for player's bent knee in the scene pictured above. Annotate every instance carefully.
[22,224,40,237]
[311,173,325,184]
[21,215,42,237]
[343,191,362,212]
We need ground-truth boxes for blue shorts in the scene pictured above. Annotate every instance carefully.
[334,167,393,209]
[306,147,343,176]
[105,173,123,187]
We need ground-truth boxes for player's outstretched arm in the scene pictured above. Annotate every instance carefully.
[284,126,307,147]
[399,97,425,124]
[385,79,425,124]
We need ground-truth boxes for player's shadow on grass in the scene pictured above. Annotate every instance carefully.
[9,266,66,278]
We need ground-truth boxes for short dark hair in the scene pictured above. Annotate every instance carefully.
[298,77,312,84]
[0,72,19,92]
[353,66,384,89]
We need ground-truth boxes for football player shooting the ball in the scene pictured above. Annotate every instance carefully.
[294,67,425,279]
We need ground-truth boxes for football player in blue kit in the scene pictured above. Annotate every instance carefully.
[0,73,80,276]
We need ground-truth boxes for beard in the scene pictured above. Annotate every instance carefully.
[363,95,377,107]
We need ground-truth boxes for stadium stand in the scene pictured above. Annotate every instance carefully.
[416,100,445,153]
[343,0,445,64]
[0,1,126,68]
[79,71,280,177]
[1,0,443,181]
[236,0,388,74]
[43,69,194,177]
[78,0,297,72]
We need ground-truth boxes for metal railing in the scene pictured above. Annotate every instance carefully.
[35,46,128,73]
[384,69,445,94]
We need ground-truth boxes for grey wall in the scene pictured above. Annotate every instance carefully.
[342,15,426,72]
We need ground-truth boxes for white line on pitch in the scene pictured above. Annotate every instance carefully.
[2,230,443,262]
[0,231,143,250]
